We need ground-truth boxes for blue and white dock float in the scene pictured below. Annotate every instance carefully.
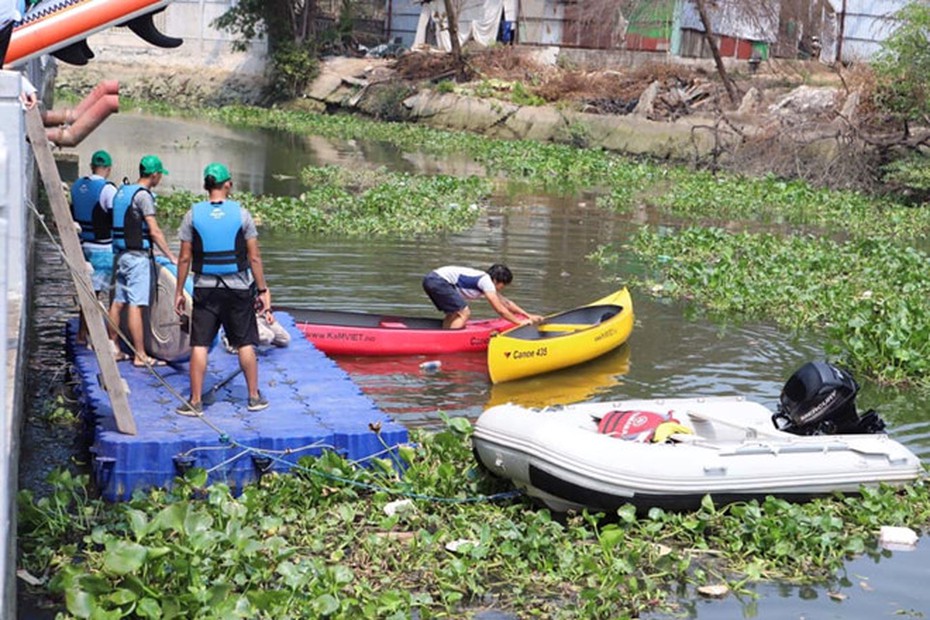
[66,312,409,501]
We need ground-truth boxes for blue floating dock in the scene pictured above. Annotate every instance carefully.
[67,312,409,501]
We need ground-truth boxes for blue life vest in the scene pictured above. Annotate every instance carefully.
[191,200,248,275]
[112,184,152,251]
[70,176,113,243]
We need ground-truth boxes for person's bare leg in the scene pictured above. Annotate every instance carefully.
[108,301,125,353]
[127,305,147,363]
[188,346,208,404]
[238,344,259,399]
[443,306,470,329]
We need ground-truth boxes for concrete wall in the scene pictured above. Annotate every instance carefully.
[0,60,41,620]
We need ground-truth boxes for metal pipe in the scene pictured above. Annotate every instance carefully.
[41,79,118,126]
[45,93,119,147]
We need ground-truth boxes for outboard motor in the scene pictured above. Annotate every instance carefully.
[772,361,886,435]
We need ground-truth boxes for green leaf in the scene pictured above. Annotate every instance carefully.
[65,587,96,618]
[599,527,625,550]
[313,593,340,615]
[152,503,187,532]
[125,509,149,540]
[398,446,416,465]
[103,541,147,575]
[447,417,472,434]
[105,588,138,605]
[136,597,161,619]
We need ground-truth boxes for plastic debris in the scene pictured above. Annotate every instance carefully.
[384,499,415,517]
[697,584,729,598]
[419,360,441,372]
[16,569,45,586]
[445,539,479,553]
[878,525,918,551]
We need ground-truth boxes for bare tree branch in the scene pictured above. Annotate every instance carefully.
[693,0,739,106]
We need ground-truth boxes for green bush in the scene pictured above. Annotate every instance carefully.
[872,2,930,125]
[882,154,930,204]
[361,82,415,121]
[267,41,319,102]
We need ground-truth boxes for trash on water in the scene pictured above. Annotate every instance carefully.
[419,360,442,372]
[697,584,729,598]
[878,525,918,551]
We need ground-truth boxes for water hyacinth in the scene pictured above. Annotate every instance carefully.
[157,166,490,236]
[18,419,930,619]
[605,226,930,386]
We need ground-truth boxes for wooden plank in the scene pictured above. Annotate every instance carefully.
[24,107,137,435]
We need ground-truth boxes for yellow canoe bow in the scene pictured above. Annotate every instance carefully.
[487,288,634,384]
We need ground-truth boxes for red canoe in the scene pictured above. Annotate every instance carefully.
[279,307,517,356]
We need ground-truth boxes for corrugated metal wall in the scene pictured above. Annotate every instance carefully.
[826,0,906,62]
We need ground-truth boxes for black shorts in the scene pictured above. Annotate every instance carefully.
[422,273,467,313]
[190,287,259,348]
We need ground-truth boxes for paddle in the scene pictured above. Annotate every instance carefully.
[202,367,244,405]
[201,345,269,405]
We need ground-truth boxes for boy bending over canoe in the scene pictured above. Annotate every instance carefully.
[423,264,543,329]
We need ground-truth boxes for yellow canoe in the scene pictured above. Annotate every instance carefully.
[487,288,634,384]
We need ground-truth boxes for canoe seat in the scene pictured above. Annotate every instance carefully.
[537,323,591,333]
[379,321,408,329]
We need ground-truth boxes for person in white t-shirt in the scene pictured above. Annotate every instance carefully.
[422,263,542,329]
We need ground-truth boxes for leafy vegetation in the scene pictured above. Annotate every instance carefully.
[871,1,930,127]
[19,420,930,619]
[211,1,321,101]
[651,170,930,241]
[157,166,489,236]
[597,226,930,386]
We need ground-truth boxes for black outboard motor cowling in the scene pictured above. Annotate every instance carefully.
[772,361,886,435]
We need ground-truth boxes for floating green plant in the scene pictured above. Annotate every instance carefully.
[157,166,489,236]
[602,226,930,386]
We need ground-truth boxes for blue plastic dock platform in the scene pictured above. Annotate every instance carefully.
[67,312,409,501]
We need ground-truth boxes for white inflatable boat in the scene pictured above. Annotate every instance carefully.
[473,396,923,513]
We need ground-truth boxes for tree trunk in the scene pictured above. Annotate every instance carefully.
[442,0,467,81]
[694,0,739,106]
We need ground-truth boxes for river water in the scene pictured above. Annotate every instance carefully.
[48,111,930,619]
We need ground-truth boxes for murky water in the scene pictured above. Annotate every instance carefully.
[35,111,930,619]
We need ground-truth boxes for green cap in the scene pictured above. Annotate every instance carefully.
[90,150,112,167]
[204,162,231,183]
[139,155,168,176]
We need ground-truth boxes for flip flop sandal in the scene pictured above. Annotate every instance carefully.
[133,356,167,368]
